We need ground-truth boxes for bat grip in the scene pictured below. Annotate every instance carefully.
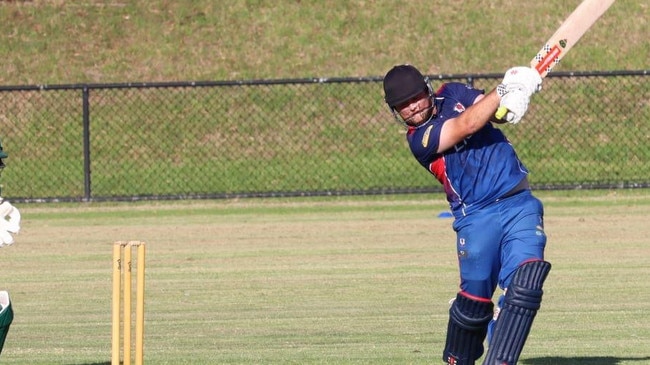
[495,106,508,120]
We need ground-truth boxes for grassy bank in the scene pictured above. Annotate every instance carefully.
[0,1,647,85]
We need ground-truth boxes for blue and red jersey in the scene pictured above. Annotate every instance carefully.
[406,82,529,218]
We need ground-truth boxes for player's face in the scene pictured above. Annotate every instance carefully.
[395,91,434,126]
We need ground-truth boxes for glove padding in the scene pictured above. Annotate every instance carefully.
[498,66,543,97]
[499,89,530,124]
[0,200,20,247]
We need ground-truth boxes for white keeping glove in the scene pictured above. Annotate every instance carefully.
[0,199,20,247]
[497,66,543,97]
[498,89,530,124]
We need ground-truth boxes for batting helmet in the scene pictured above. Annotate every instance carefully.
[383,64,429,108]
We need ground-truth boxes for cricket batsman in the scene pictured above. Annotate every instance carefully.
[383,64,551,364]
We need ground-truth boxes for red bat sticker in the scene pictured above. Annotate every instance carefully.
[535,44,564,75]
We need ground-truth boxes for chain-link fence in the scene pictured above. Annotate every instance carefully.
[1,70,648,202]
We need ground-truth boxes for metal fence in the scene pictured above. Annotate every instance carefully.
[1,70,648,203]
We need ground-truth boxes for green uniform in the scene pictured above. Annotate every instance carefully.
[0,291,12,355]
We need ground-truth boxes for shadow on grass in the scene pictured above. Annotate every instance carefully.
[524,357,650,365]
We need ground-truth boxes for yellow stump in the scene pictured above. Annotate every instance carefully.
[135,243,146,365]
[124,244,132,365]
[111,244,121,365]
[112,241,146,365]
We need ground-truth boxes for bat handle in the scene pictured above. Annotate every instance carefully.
[495,106,508,120]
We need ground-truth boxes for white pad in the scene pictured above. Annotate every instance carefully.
[0,228,13,246]
[0,200,20,247]
[0,291,9,313]
[0,201,20,233]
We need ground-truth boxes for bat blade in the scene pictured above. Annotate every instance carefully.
[532,0,616,78]
[496,0,615,120]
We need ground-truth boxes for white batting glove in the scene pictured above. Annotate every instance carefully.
[0,199,20,247]
[498,66,543,97]
[498,89,530,124]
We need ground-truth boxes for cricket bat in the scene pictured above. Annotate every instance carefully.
[496,0,616,119]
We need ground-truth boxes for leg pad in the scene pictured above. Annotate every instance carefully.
[482,260,551,365]
[443,292,493,365]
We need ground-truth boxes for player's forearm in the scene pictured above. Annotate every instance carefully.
[456,90,500,134]
[438,90,501,152]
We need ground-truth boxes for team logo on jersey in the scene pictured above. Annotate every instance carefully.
[453,103,465,113]
[422,125,433,148]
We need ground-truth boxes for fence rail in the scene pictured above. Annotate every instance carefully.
[1,70,648,203]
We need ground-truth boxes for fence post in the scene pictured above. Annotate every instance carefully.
[82,86,92,202]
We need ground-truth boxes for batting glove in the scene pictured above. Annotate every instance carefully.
[498,66,543,98]
[498,89,531,124]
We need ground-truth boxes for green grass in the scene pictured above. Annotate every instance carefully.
[1,2,648,200]
[1,191,650,364]
[0,1,647,85]
[0,3,649,362]
[5,74,647,200]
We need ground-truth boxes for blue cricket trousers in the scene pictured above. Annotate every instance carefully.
[451,190,547,299]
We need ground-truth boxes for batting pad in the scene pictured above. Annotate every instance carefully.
[482,260,551,365]
[443,292,493,365]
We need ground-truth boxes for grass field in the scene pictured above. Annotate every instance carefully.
[0,1,647,85]
[1,2,649,364]
[1,190,649,364]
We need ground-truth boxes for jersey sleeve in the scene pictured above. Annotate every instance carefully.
[407,123,444,168]
[407,82,484,165]
[439,82,484,106]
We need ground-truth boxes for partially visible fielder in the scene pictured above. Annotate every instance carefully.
[0,139,20,356]
[382,65,551,365]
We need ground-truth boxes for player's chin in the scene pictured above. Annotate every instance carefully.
[406,111,431,126]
